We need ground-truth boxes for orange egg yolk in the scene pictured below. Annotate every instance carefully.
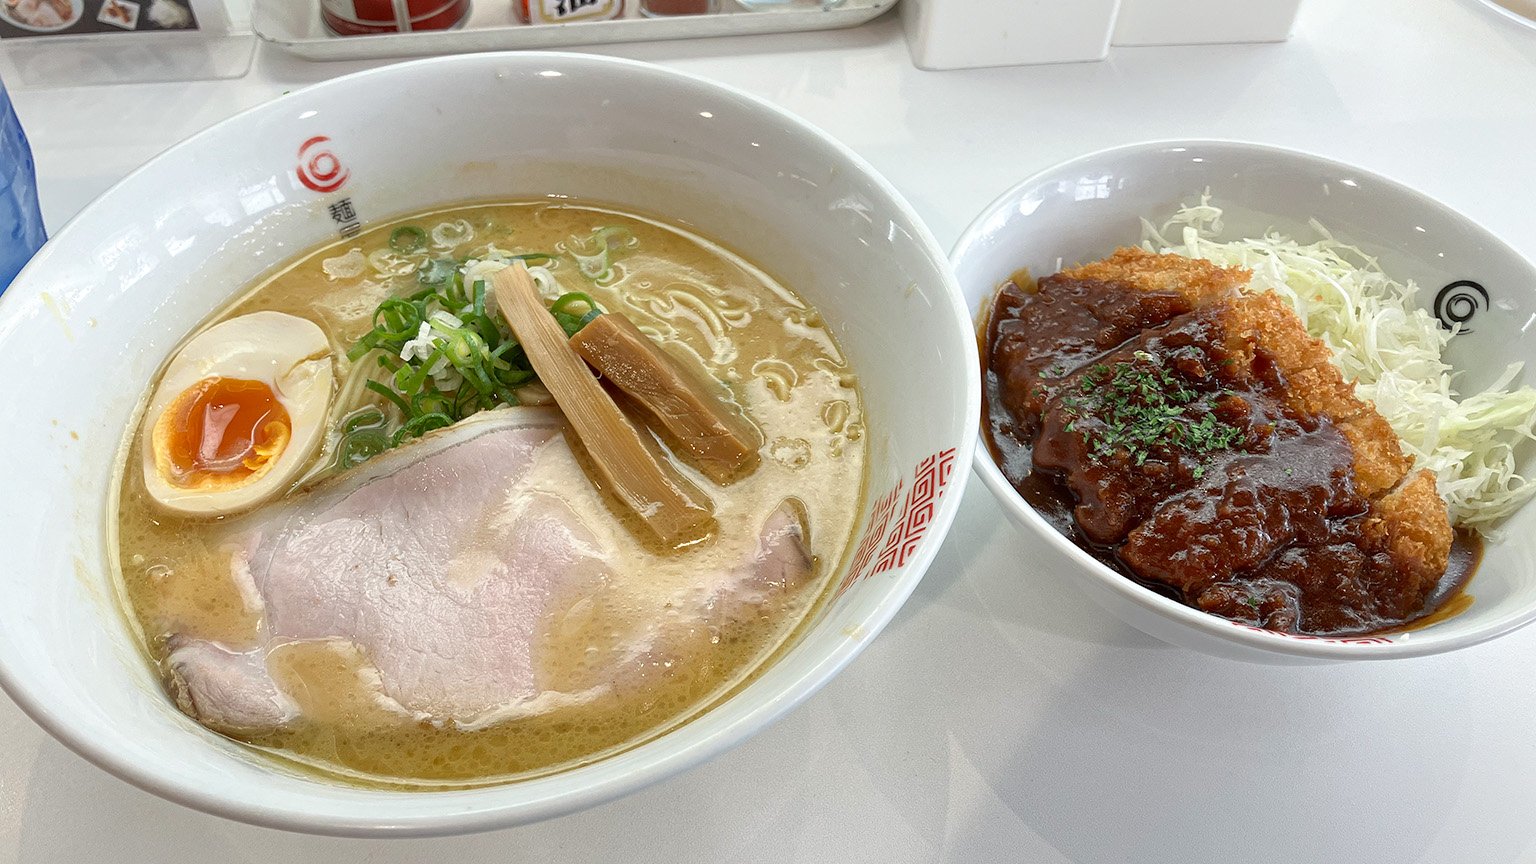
[159,377,291,488]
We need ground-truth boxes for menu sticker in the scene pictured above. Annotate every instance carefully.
[0,0,199,37]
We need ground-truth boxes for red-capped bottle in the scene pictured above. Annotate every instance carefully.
[321,0,471,35]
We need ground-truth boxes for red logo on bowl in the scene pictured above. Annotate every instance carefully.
[875,448,957,574]
[296,136,350,194]
[837,447,958,597]
[838,481,905,596]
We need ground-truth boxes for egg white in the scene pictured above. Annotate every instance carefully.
[140,311,334,516]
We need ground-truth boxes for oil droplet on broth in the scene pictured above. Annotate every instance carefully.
[821,399,851,433]
[771,437,812,470]
[752,358,798,402]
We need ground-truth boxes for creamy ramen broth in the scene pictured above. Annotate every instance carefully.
[113,202,867,787]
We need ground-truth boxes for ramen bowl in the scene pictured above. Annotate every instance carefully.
[0,53,978,835]
[953,139,1536,664]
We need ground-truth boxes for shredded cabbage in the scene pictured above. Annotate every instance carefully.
[1140,199,1536,528]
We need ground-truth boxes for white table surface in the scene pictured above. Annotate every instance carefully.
[7,1,1536,860]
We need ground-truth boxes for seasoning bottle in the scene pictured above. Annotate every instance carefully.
[322,0,472,35]
[640,0,717,15]
[317,0,466,34]
[516,0,625,23]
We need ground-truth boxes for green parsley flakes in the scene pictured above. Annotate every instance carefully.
[1059,351,1243,472]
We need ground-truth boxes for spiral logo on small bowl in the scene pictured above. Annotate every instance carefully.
[295,135,349,194]
[1434,280,1488,333]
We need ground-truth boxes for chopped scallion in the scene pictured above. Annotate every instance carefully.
[389,225,427,253]
[342,240,617,469]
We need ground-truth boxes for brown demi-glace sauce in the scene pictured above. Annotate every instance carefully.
[981,260,1480,637]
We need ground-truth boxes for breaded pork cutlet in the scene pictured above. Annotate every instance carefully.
[987,274,1195,436]
[1111,253,1446,554]
[1060,249,1420,502]
[996,247,1453,633]
[990,248,1251,436]
[1218,291,1413,498]
[1039,249,1418,501]
[1132,291,1448,628]
[1057,246,1249,307]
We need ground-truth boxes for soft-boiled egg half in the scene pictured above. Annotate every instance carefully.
[141,311,334,516]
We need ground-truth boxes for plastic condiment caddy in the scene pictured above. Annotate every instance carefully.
[902,0,1302,70]
[902,0,1121,70]
[1113,0,1302,45]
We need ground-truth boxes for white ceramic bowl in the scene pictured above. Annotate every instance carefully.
[953,139,1536,664]
[1470,0,1536,31]
[0,54,978,835]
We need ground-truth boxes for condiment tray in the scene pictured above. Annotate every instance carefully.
[254,0,895,60]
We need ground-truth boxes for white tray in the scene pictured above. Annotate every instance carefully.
[254,0,895,60]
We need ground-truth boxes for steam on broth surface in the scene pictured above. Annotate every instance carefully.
[113,201,867,787]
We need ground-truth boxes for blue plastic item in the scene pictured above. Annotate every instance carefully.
[0,77,45,292]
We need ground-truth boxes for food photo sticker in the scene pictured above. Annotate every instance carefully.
[98,0,136,29]
[0,0,195,37]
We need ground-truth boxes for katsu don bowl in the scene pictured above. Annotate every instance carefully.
[0,53,977,834]
[954,140,1536,664]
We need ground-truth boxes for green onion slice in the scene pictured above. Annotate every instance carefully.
[392,412,453,446]
[339,240,620,471]
[389,225,427,253]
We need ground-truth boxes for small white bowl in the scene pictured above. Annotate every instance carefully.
[0,53,978,835]
[953,139,1536,664]
[1469,0,1536,31]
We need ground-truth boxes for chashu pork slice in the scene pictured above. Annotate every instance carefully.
[166,407,813,734]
